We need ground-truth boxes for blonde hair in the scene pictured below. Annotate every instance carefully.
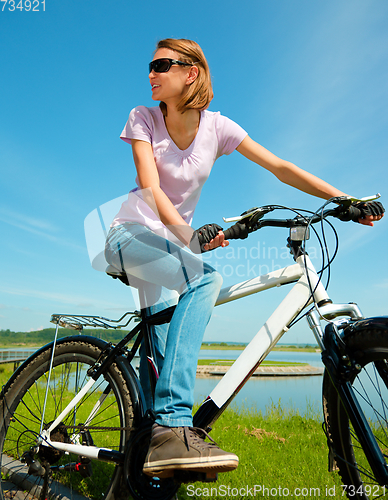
[155,38,213,115]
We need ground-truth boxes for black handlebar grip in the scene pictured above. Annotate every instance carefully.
[347,205,363,222]
[223,222,249,240]
[335,205,363,222]
[222,227,235,240]
[335,201,385,223]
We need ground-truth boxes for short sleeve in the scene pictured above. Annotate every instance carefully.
[215,113,247,157]
[120,106,154,145]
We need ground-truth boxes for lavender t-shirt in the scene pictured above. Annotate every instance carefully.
[112,105,247,237]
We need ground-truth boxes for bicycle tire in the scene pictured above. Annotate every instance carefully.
[0,338,134,500]
[323,326,388,499]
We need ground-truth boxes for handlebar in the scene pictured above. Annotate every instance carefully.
[222,194,382,241]
[222,207,335,241]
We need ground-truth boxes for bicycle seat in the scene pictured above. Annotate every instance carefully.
[106,264,130,286]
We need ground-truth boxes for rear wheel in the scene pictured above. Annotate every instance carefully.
[323,327,388,499]
[0,339,134,500]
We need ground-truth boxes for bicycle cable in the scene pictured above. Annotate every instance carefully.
[266,200,340,329]
[225,200,341,328]
[288,199,341,328]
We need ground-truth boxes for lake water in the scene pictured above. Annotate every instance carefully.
[4,347,324,417]
[195,349,324,417]
[9,347,383,421]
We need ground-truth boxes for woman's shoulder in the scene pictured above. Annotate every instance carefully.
[201,109,247,155]
[129,105,161,121]
[202,109,237,125]
[126,106,164,135]
[121,106,163,143]
[202,109,221,120]
[202,109,244,133]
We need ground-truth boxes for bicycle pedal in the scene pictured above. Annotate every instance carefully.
[21,452,45,477]
[202,471,218,482]
[28,460,46,477]
[172,470,218,483]
[144,469,175,479]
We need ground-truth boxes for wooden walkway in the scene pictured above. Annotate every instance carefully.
[0,348,35,364]
[197,364,324,377]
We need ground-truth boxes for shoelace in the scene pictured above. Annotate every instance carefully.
[182,426,218,452]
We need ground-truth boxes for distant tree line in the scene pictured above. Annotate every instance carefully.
[0,328,131,346]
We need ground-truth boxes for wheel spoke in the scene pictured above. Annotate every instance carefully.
[0,340,134,500]
[323,329,388,499]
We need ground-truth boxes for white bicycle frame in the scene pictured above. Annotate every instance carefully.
[41,252,364,460]
[209,253,363,409]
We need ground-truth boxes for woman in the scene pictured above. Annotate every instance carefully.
[105,38,383,478]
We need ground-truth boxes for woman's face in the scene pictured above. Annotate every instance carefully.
[149,48,193,105]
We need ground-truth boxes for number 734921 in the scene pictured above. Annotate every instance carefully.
[1,0,45,11]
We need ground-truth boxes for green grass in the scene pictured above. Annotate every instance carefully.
[176,403,342,499]
[1,363,341,500]
[0,363,16,384]
[1,361,125,500]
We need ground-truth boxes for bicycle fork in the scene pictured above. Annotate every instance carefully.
[39,375,125,464]
[38,341,128,465]
[307,308,388,486]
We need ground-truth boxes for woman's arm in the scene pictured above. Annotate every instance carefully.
[236,136,382,226]
[132,139,194,245]
[236,136,346,200]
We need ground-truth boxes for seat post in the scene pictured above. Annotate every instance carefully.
[140,308,160,402]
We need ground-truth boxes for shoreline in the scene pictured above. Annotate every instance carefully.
[200,345,320,353]
[0,343,320,353]
[0,346,324,378]
[196,363,324,377]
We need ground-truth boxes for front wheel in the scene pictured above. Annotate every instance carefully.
[323,326,388,499]
[0,338,134,500]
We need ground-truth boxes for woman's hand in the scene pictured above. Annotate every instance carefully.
[203,231,229,251]
[190,225,229,253]
[355,202,384,226]
[336,200,385,226]
[358,214,384,226]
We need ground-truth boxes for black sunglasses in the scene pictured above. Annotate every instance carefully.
[149,58,193,74]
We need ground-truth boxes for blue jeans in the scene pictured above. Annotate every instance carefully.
[105,223,222,427]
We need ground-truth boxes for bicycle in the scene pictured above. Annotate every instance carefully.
[0,195,387,500]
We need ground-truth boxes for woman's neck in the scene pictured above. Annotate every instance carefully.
[164,107,201,151]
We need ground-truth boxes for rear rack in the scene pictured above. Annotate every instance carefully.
[50,311,141,331]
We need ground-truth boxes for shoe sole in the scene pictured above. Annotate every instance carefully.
[143,456,239,478]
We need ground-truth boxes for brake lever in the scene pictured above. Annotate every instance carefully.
[223,206,275,224]
[329,193,381,207]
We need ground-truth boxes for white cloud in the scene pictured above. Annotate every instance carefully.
[374,280,388,289]
[27,326,44,332]
[0,207,58,232]
[0,285,130,312]
[0,207,85,252]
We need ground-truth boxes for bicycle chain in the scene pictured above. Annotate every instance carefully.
[62,424,133,431]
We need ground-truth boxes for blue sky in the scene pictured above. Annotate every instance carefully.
[1,0,387,344]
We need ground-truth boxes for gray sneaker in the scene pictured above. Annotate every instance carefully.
[143,424,239,478]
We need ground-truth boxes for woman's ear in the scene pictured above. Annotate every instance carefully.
[186,65,199,84]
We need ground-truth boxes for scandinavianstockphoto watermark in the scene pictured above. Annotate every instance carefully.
[84,192,321,282]
[202,241,320,280]
[186,483,387,497]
